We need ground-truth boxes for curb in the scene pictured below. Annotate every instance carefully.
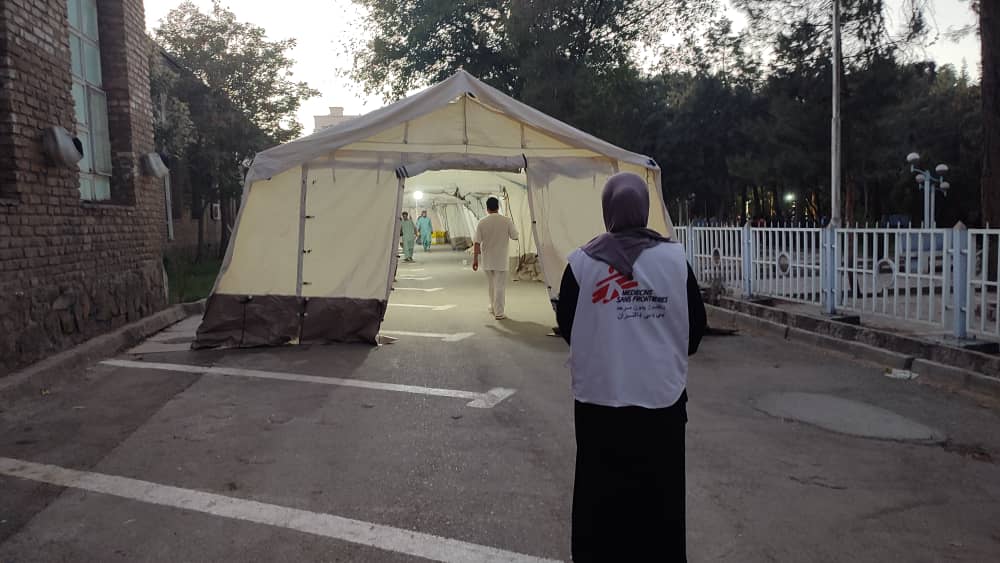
[716,297,1000,376]
[784,327,913,370]
[0,300,205,398]
[911,359,1000,399]
[707,305,1000,399]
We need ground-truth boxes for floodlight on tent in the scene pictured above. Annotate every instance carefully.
[414,191,424,201]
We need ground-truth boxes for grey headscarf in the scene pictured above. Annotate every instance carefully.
[581,172,669,277]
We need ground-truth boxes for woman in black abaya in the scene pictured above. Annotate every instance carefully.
[556,172,706,562]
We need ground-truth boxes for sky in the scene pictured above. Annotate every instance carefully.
[143,0,982,134]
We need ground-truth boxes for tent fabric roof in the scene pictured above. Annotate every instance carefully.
[246,70,659,182]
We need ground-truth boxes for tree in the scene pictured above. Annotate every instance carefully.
[347,0,985,228]
[734,0,998,227]
[150,46,272,261]
[154,0,319,143]
[981,0,1000,225]
[349,0,715,134]
[732,0,930,64]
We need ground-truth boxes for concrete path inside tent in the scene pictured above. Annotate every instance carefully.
[1,249,999,562]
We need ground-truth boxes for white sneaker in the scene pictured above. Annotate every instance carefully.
[494,314,507,320]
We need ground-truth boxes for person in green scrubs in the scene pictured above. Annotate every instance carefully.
[417,210,434,252]
[401,212,417,262]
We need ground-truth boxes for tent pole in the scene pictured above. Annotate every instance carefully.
[295,164,309,298]
[523,158,552,295]
[384,176,406,304]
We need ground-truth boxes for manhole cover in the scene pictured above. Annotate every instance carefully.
[755,392,945,443]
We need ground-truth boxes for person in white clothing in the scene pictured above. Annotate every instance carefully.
[473,196,518,320]
[555,172,706,563]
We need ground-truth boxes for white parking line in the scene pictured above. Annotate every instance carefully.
[397,276,433,281]
[379,330,473,342]
[388,303,457,311]
[394,287,443,293]
[0,457,560,563]
[100,360,510,408]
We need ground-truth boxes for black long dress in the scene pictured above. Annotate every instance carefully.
[556,262,706,563]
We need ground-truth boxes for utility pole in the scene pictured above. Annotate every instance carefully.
[830,0,843,227]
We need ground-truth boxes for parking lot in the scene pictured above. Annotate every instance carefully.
[2,250,999,562]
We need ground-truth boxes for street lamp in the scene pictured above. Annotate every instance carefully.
[784,192,798,223]
[413,190,424,201]
[907,153,949,228]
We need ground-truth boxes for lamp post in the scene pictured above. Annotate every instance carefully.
[831,0,843,227]
[906,153,950,228]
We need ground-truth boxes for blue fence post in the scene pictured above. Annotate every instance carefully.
[822,225,837,315]
[742,222,753,298]
[952,221,968,339]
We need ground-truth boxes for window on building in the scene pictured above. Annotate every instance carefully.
[67,0,112,201]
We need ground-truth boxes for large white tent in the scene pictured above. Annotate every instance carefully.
[195,70,673,348]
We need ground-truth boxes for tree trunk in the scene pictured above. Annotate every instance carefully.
[844,175,855,225]
[219,192,232,260]
[196,204,205,263]
[194,181,213,263]
[981,0,1000,226]
[863,178,869,224]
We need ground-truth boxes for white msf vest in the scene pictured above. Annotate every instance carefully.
[567,242,689,408]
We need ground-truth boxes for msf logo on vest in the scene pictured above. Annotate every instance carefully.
[592,266,639,304]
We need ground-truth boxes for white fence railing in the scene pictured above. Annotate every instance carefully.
[752,227,823,305]
[676,224,1000,339]
[673,225,689,250]
[967,230,1000,336]
[835,228,951,326]
[691,227,743,293]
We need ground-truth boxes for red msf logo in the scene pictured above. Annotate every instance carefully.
[592,266,639,304]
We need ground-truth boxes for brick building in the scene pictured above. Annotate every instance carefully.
[0,0,167,375]
[313,106,358,134]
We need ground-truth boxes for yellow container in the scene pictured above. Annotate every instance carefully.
[432,231,447,245]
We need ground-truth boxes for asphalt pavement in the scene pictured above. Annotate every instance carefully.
[1,248,998,562]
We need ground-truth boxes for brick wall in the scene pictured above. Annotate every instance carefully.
[0,0,166,376]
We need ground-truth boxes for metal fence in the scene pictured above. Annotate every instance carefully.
[835,228,951,326]
[691,227,743,293]
[751,227,823,305]
[672,225,689,249]
[968,230,1000,336]
[675,223,1000,340]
